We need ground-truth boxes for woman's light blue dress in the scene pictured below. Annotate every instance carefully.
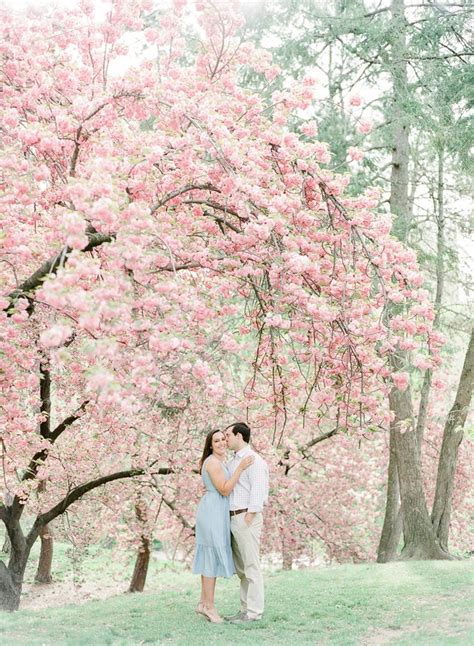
[192,457,235,578]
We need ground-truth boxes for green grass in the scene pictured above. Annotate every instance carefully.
[0,549,472,645]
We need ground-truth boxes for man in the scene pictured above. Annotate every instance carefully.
[224,422,269,623]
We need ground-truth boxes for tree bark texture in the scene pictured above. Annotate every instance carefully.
[282,543,294,571]
[382,0,412,560]
[431,328,474,551]
[416,146,445,448]
[377,429,403,562]
[128,498,151,593]
[34,524,54,584]
[128,537,151,593]
[2,534,11,554]
[0,518,30,612]
[389,385,449,559]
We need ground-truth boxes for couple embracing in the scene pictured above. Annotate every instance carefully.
[192,422,269,624]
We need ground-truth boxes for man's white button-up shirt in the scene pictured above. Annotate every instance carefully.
[227,445,269,512]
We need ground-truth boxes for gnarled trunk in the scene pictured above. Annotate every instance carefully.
[0,561,22,612]
[0,520,30,612]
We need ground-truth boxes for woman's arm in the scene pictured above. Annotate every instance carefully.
[206,456,254,496]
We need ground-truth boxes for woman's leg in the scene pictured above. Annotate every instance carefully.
[198,576,206,608]
[201,575,216,609]
[200,576,222,622]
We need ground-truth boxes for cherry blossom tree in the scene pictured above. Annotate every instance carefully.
[0,0,438,610]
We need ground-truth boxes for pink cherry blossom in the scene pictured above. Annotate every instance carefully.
[40,325,73,348]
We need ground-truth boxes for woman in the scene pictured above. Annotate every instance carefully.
[192,429,254,623]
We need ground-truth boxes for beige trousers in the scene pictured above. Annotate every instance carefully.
[230,512,264,619]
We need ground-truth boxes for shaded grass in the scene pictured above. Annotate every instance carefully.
[0,558,472,645]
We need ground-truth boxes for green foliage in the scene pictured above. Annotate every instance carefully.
[151,538,162,551]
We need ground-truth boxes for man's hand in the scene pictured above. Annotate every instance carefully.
[244,512,256,527]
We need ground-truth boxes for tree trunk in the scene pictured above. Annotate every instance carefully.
[128,496,151,593]
[128,537,151,593]
[415,146,445,448]
[0,520,29,612]
[388,0,411,245]
[2,534,10,555]
[34,523,53,584]
[389,384,449,560]
[282,544,293,570]
[377,430,403,562]
[34,480,53,584]
[385,0,411,558]
[431,328,474,551]
[380,0,448,561]
[0,561,22,612]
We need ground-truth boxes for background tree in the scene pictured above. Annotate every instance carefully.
[242,0,473,562]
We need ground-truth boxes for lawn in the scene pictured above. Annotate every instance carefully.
[0,543,472,645]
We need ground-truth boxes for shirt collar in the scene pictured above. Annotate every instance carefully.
[236,445,252,458]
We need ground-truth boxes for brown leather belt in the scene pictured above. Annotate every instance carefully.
[230,508,248,517]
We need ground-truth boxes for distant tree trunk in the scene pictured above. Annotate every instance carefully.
[34,524,53,584]
[282,544,293,571]
[128,497,151,593]
[129,537,151,593]
[378,0,448,562]
[377,430,402,562]
[378,0,411,562]
[390,380,449,559]
[34,479,53,584]
[416,145,445,448]
[431,328,474,551]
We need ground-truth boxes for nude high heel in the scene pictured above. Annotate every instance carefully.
[201,606,223,623]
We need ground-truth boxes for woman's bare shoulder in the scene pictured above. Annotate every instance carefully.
[205,456,223,472]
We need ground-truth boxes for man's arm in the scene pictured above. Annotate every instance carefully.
[245,458,269,525]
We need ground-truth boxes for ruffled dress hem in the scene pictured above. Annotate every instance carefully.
[192,544,235,578]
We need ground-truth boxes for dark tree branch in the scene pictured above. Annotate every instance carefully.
[151,478,195,533]
[5,184,225,316]
[150,184,221,214]
[50,400,90,443]
[20,400,90,485]
[26,463,175,547]
[302,428,339,452]
[183,199,247,221]
[5,232,113,315]
[39,357,51,439]
[279,428,338,474]
[27,468,144,545]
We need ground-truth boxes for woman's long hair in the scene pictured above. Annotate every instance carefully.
[199,429,223,474]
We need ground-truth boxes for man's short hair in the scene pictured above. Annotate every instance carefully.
[228,422,251,443]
